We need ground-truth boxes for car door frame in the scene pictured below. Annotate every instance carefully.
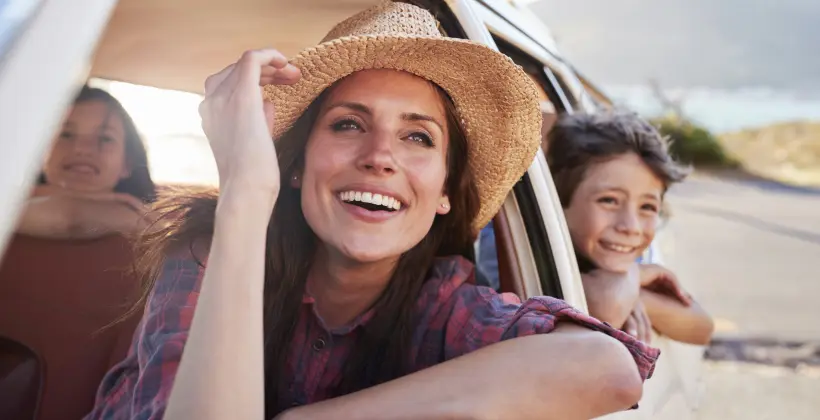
[0,0,119,257]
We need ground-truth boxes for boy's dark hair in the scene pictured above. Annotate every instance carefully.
[546,111,689,207]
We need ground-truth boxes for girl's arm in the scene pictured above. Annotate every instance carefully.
[17,192,148,239]
[640,289,714,345]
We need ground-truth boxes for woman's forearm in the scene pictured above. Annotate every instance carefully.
[280,324,643,420]
[164,189,274,420]
[640,289,714,345]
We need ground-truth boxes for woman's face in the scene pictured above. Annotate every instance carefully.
[564,152,663,273]
[299,69,452,264]
[43,100,130,193]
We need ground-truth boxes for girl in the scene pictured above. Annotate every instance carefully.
[18,85,155,239]
[0,86,156,420]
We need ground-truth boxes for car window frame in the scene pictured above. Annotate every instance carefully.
[0,0,119,258]
[471,0,589,310]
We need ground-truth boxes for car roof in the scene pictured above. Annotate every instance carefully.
[90,0,380,94]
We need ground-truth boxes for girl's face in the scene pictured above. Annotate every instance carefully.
[299,70,452,264]
[43,100,130,193]
[564,152,663,273]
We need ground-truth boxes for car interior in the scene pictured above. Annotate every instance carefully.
[0,1,700,419]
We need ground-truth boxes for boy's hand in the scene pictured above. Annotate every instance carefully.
[623,300,653,343]
[639,264,692,306]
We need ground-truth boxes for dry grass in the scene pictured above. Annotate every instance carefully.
[719,121,820,187]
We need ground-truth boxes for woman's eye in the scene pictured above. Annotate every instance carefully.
[59,131,73,140]
[407,132,433,147]
[99,135,115,143]
[331,119,362,132]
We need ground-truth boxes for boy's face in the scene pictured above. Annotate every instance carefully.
[565,152,664,273]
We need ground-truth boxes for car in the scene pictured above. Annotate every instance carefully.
[0,0,704,418]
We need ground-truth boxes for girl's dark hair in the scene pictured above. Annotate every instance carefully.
[39,85,156,202]
[130,81,480,417]
[546,111,689,208]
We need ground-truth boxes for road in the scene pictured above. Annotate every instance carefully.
[658,171,820,419]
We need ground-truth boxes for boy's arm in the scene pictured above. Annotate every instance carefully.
[640,289,714,345]
[581,266,641,329]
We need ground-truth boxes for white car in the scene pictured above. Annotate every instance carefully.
[0,0,704,418]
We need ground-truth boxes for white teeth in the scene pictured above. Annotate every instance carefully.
[601,241,634,253]
[339,190,403,211]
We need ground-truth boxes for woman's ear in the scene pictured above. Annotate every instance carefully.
[290,172,302,188]
[436,195,451,215]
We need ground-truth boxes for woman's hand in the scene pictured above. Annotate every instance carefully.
[639,264,692,306]
[198,49,301,202]
[623,299,653,343]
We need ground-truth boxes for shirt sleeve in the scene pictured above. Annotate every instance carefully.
[440,282,660,382]
[84,252,204,420]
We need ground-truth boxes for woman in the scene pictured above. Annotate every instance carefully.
[0,86,156,420]
[87,3,659,419]
[547,111,714,345]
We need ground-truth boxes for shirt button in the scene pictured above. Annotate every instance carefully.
[312,337,327,351]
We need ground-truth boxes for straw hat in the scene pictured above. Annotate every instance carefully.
[264,0,542,233]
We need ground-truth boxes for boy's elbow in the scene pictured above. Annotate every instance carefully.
[688,317,716,346]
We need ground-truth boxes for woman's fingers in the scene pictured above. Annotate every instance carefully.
[204,63,236,96]
[259,64,301,86]
[235,49,288,86]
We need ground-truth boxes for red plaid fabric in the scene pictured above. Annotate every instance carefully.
[85,253,658,419]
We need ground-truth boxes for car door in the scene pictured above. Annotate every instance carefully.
[0,0,121,257]
[470,2,705,419]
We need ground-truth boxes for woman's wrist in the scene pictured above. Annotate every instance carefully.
[217,178,279,214]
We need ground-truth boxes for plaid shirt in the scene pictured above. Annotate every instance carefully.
[85,253,659,419]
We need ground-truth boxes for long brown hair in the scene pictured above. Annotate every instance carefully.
[132,80,480,416]
[39,85,157,202]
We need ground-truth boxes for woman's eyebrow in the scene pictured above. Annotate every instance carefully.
[402,112,444,132]
[326,101,371,115]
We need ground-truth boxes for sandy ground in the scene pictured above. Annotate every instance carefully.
[661,171,820,419]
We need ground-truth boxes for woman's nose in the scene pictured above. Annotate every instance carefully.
[356,132,396,175]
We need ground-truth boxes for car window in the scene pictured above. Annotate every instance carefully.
[482,34,570,298]
[0,0,44,63]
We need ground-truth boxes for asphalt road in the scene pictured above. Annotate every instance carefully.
[658,171,820,419]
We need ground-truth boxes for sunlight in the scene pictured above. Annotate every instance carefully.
[89,78,219,186]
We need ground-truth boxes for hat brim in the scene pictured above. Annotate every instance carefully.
[264,35,542,234]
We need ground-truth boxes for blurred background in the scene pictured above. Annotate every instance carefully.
[526,0,820,418]
[33,0,819,418]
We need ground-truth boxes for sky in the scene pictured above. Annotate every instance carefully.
[527,0,820,132]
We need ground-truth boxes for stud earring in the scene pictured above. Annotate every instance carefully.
[441,203,450,210]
